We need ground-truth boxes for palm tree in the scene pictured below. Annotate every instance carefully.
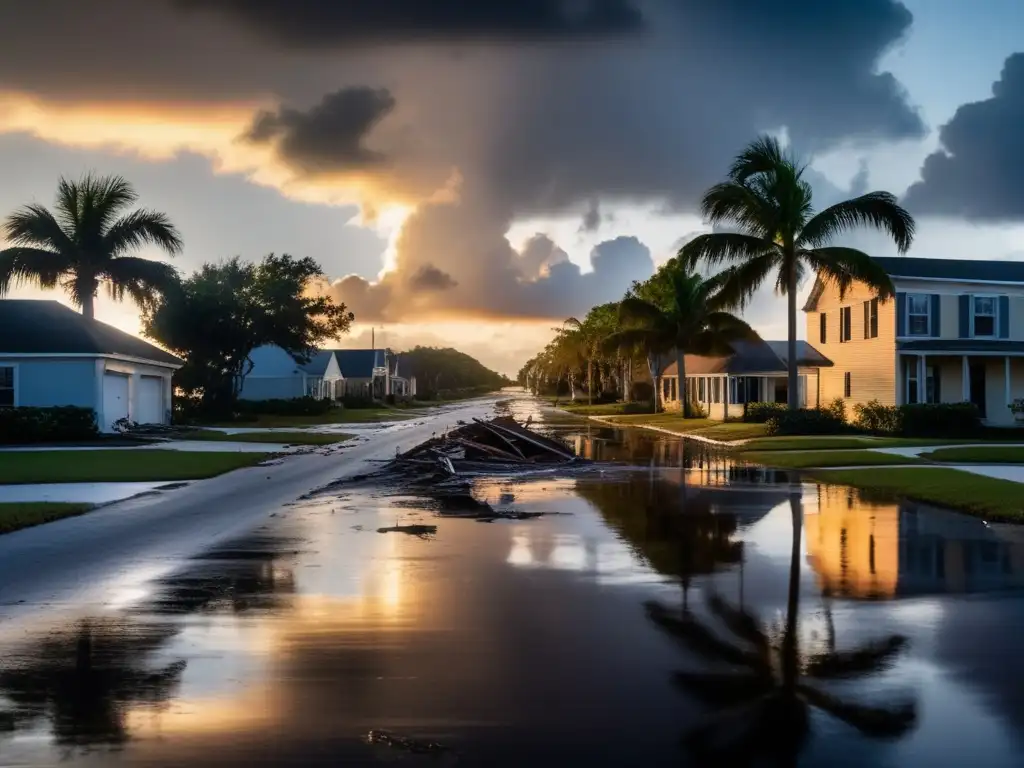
[0,174,183,319]
[610,267,757,418]
[680,136,914,409]
[645,493,917,766]
[563,304,617,406]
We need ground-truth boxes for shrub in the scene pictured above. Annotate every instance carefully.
[236,396,335,416]
[0,406,98,444]
[853,399,902,435]
[900,402,979,437]
[684,399,707,419]
[766,408,848,436]
[823,397,847,423]
[631,381,654,403]
[744,401,788,423]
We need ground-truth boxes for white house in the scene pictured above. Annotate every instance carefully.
[238,345,415,402]
[0,300,182,431]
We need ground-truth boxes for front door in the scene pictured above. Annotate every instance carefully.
[970,362,987,417]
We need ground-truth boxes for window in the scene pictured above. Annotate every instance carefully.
[843,372,852,398]
[0,366,13,407]
[973,295,997,337]
[906,360,919,404]
[819,312,827,344]
[907,294,930,336]
[698,377,706,401]
[840,306,852,342]
[864,298,878,339]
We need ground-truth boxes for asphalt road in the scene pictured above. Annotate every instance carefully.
[0,398,501,619]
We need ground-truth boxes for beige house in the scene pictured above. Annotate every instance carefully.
[804,257,1024,426]
[661,339,832,419]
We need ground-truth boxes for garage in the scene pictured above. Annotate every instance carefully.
[137,376,165,424]
[102,372,130,430]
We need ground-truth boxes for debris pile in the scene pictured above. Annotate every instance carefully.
[388,416,580,478]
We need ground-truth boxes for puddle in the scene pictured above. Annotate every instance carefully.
[1,395,1023,766]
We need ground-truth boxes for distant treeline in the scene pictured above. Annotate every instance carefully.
[398,346,511,400]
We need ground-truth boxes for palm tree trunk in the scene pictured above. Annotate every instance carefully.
[81,292,95,319]
[787,261,799,410]
[782,490,803,695]
[676,351,686,418]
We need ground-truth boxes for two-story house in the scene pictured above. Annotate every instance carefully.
[804,257,1024,426]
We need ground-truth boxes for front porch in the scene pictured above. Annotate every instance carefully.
[664,371,819,420]
[896,350,1024,426]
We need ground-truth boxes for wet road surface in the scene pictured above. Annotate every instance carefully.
[2,395,1023,766]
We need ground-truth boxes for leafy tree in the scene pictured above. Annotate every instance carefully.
[610,268,756,416]
[143,254,353,414]
[645,493,917,765]
[680,136,914,409]
[397,346,509,399]
[0,174,182,318]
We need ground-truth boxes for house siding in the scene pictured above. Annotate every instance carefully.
[807,283,897,407]
[4,358,97,408]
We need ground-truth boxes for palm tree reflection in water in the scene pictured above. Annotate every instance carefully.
[646,491,917,765]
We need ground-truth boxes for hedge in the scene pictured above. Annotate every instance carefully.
[0,406,98,444]
[744,401,788,423]
[765,407,849,436]
[853,399,980,437]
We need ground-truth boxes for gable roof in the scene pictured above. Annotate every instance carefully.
[663,339,832,376]
[298,350,335,376]
[0,300,182,366]
[332,349,385,378]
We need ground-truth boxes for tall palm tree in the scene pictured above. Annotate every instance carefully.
[680,136,914,409]
[645,493,917,766]
[0,174,183,319]
[610,268,757,418]
[563,304,617,406]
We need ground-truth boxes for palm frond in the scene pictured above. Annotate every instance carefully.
[802,247,895,301]
[618,297,668,328]
[3,204,76,253]
[104,209,184,257]
[696,183,776,241]
[644,601,766,671]
[672,670,772,708]
[705,594,771,657]
[563,316,583,330]
[728,134,791,183]
[798,684,917,739]
[0,247,68,293]
[100,256,179,312]
[705,254,779,310]
[804,635,908,680]
[797,192,915,254]
[680,233,779,271]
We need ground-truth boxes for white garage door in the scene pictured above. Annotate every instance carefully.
[137,376,164,424]
[102,373,130,430]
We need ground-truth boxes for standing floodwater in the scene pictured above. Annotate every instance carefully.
[1,398,1023,766]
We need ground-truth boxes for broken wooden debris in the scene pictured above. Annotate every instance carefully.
[377,524,438,538]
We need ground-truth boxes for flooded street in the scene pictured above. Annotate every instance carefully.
[2,397,1024,766]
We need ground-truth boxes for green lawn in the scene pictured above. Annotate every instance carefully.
[690,423,768,441]
[741,449,924,469]
[206,408,413,428]
[181,430,352,446]
[812,467,1024,522]
[0,450,271,484]
[0,503,94,534]
[736,436,978,452]
[596,414,767,441]
[919,446,1024,464]
[554,401,655,416]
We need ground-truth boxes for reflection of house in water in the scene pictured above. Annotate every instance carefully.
[805,486,1024,598]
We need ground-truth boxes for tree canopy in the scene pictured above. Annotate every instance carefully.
[398,346,509,399]
[0,174,182,318]
[143,254,352,413]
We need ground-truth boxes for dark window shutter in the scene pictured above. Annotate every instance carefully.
[930,294,941,337]
[863,301,869,338]
[820,313,827,344]
[999,295,1010,338]
[959,295,971,338]
[896,292,907,336]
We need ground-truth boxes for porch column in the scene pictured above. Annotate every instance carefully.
[962,356,970,403]
[895,354,902,405]
[762,376,769,403]
[723,375,730,420]
[918,355,926,404]
[1006,356,1012,411]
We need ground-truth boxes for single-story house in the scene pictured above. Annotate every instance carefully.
[238,345,415,402]
[0,299,182,431]
[660,339,833,419]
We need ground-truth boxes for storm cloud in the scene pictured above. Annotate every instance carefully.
[904,53,1024,221]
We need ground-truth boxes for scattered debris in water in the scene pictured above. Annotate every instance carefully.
[366,728,452,755]
[377,524,438,538]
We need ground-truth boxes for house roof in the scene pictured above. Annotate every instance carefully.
[663,339,832,376]
[872,257,1024,283]
[298,351,335,376]
[331,349,385,378]
[0,300,182,366]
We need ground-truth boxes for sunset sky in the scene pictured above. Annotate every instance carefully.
[3,0,1024,375]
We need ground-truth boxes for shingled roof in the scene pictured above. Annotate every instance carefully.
[872,257,1024,282]
[662,339,832,376]
[0,300,182,366]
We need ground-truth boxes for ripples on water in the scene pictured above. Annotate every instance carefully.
[1,393,1023,766]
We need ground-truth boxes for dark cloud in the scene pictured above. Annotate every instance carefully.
[903,53,1024,221]
[579,199,604,233]
[174,0,645,46]
[407,264,458,291]
[244,88,396,173]
[516,234,570,280]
